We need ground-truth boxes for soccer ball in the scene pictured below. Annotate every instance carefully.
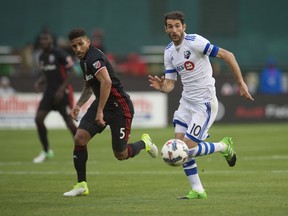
[161,139,189,166]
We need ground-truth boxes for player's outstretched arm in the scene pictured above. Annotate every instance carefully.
[216,48,254,101]
[148,75,175,93]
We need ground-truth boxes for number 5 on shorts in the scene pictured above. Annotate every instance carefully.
[120,128,125,139]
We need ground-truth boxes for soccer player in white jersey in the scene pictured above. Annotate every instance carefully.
[149,11,254,199]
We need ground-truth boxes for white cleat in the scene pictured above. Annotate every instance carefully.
[33,150,54,163]
[141,133,158,158]
[63,181,89,197]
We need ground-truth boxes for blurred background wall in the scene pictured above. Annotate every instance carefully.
[0,0,287,68]
[1,0,288,126]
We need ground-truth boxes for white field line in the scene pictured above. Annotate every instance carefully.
[0,155,287,175]
[0,170,287,175]
[1,155,287,166]
[241,155,288,161]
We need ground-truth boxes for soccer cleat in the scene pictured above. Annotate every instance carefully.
[63,181,89,197]
[221,137,237,167]
[141,133,158,158]
[33,150,54,163]
[46,149,54,159]
[177,190,208,200]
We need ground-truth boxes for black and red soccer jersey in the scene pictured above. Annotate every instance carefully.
[80,46,132,109]
[39,47,74,93]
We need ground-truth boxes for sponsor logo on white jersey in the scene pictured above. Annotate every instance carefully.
[184,61,194,70]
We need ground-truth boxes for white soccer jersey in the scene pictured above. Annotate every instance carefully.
[164,33,219,104]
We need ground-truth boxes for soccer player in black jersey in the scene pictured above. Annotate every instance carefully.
[63,28,158,196]
[33,32,77,163]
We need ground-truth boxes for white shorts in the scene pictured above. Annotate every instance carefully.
[173,96,218,142]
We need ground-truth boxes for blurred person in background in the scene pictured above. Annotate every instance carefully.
[259,57,284,94]
[149,11,254,200]
[34,26,57,53]
[33,32,77,163]
[117,53,148,76]
[0,76,15,96]
[91,28,106,53]
[245,71,259,95]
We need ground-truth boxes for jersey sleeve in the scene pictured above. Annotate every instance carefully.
[164,49,177,81]
[192,34,219,58]
[87,51,107,76]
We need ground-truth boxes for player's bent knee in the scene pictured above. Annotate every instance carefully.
[74,129,91,144]
[74,131,90,146]
[114,151,128,161]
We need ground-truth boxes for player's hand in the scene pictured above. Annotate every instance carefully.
[148,75,164,91]
[239,82,254,101]
[95,110,106,128]
[70,105,80,122]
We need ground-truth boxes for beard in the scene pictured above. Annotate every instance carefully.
[169,33,183,45]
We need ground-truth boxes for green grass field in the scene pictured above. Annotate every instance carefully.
[1,123,288,216]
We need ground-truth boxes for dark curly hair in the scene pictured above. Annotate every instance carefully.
[68,28,87,41]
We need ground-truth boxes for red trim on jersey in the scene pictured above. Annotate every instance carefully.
[60,65,74,108]
[67,85,74,109]
[60,65,67,79]
[110,87,131,119]
[110,86,132,141]
[125,117,132,141]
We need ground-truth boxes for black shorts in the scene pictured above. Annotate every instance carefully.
[79,99,134,152]
[38,91,72,117]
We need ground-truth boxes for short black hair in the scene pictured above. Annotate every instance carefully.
[39,32,54,45]
[68,28,87,41]
[164,11,185,26]
[39,32,53,40]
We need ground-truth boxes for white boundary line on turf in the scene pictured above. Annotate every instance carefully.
[0,170,288,175]
[1,155,288,166]
[241,155,288,160]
